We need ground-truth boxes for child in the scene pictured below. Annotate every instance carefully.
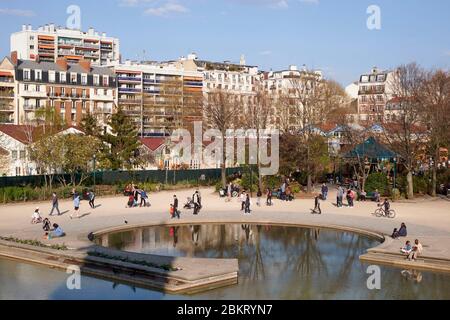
[127,194,135,208]
[170,204,175,219]
[42,218,51,232]
[401,241,412,254]
[31,207,42,224]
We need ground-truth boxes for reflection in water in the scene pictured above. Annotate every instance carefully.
[90,224,450,300]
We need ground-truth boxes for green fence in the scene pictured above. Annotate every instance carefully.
[0,168,241,188]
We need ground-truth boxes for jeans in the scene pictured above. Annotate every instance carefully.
[50,204,60,215]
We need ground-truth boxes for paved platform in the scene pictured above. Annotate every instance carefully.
[0,186,449,274]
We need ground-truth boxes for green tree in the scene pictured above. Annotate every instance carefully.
[60,134,101,186]
[80,112,102,137]
[102,106,141,170]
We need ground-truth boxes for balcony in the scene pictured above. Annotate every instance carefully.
[119,98,141,104]
[0,104,14,111]
[23,104,37,111]
[91,93,114,101]
[118,76,141,82]
[0,92,14,99]
[21,90,47,98]
[118,87,141,94]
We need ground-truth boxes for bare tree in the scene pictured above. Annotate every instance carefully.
[203,89,239,188]
[242,84,273,190]
[280,75,347,192]
[382,63,427,199]
[421,70,450,196]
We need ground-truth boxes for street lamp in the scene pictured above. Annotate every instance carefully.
[393,157,397,189]
[92,154,97,192]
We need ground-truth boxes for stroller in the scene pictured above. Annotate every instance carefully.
[183,197,195,209]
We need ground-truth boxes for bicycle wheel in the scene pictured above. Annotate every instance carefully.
[374,208,384,217]
[388,210,396,219]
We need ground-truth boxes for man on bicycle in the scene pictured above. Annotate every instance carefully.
[379,198,391,216]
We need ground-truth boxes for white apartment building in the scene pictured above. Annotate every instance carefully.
[11,24,120,66]
[356,67,395,123]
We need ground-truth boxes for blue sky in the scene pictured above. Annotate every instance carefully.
[0,0,449,85]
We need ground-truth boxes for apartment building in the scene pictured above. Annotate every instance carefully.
[112,60,203,137]
[261,65,323,131]
[0,57,16,124]
[13,54,116,129]
[356,67,395,123]
[11,24,120,66]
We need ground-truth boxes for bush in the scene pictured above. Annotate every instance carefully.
[391,188,401,201]
[413,175,429,194]
[365,172,389,195]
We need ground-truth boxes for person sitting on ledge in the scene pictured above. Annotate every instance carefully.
[407,239,423,261]
[400,240,413,254]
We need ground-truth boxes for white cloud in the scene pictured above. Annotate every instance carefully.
[144,2,189,16]
[299,0,319,4]
[259,50,272,56]
[0,8,36,17]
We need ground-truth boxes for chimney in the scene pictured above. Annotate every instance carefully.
[22,24,27,31]
[10,51,18,65]
[79,59,91,72]
[56,57,68,71]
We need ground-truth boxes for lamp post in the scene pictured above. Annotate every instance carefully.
[393,157,397,189]
[92,154,96,192]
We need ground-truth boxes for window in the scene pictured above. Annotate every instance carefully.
[49,86,54,95]
[24,84,29,91]
[82,89,87,98]
[23,69,31,81]
[102,76,109,86]
[19,150,26,160]
[30,45,34,50]
[361,75,369,83]
[11,151,18,160]
[49,71,56,83]
[36,85,40,92]
[93,75,100,86]
[70,73,77,84]
[60,72,66,83]
[35,70,42,81]
[81,73,87,85]
[61,87,66,95]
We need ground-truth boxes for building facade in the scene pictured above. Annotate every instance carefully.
[356,67,395,123]
[11,24,120,66]
[0,57,16,124]
[112,60,203,137]
[14,56,116,129]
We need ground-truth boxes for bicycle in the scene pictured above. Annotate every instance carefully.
[373,207,396,219]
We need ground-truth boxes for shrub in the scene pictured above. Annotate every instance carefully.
[365,172,389,195]
[413,175,429,194]
[391,188,401,201]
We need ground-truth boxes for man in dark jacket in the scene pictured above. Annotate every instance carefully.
[173,195,180,219]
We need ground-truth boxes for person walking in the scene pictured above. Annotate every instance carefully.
[244,194,251,215]
[140,189,149,207]
[193,191,201,215]
[172,195,180,219]
[266,188,273,206]
[256,188,262,206]
[313,195,322,214]
[226,182,232,202]
[49,192,60,216]
[88,190,95,209]
[337,185,344,208]
[240,191,246,211]
[70,189,81,219]
[321,184,328,201]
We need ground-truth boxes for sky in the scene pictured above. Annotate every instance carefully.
[0,0,449,85]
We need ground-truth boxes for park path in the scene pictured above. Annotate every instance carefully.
[0,186,449,263]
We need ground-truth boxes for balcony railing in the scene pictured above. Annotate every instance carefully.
[23,104,37,111]
[0,77,14,83]
[118,76,142,82]
[0,104,14,111]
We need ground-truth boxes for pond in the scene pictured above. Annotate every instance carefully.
[1,224,449,299]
